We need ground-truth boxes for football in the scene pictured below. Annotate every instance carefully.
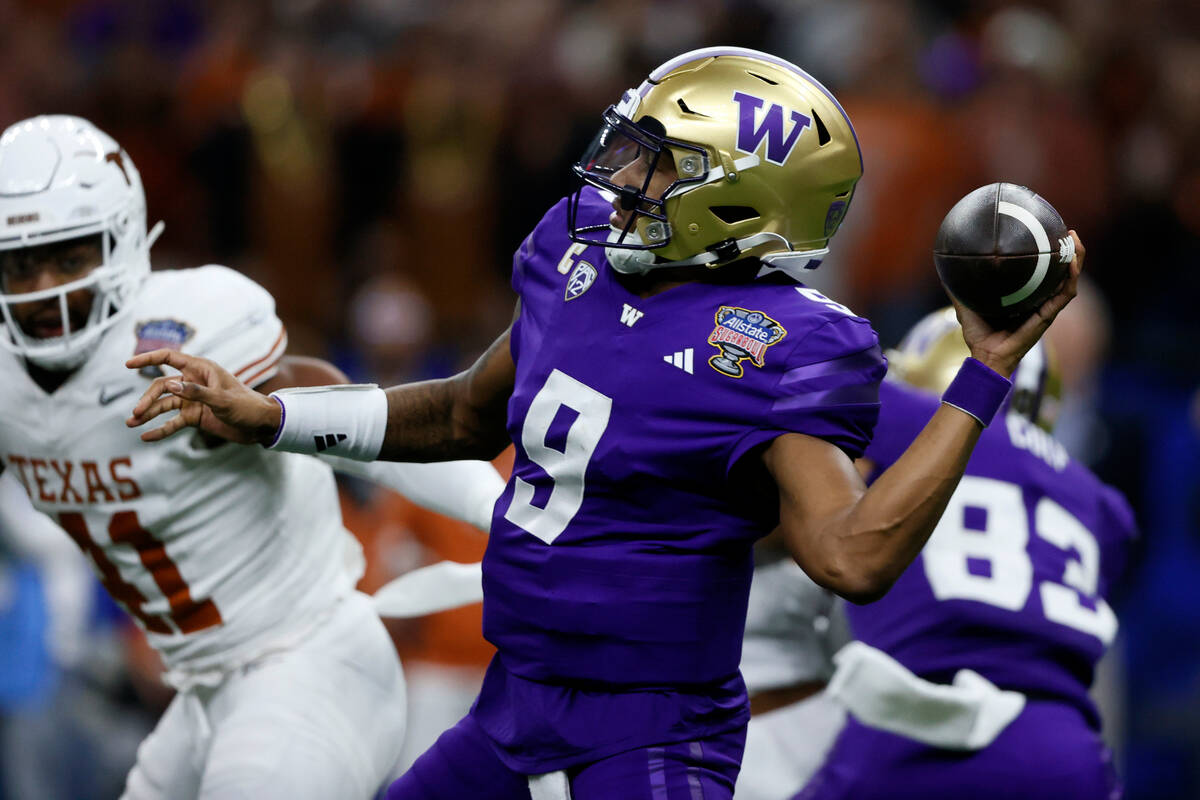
[933,182,1074,326]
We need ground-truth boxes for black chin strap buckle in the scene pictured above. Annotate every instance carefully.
[707,238,741,264]
[617,185,640,211]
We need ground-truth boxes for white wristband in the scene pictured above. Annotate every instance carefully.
[267,384,388,461]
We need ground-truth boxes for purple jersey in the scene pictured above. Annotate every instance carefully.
[851,380,1136,726]
[472,187,885,772]
[797,701,1120,800]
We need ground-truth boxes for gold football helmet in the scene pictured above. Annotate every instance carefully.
[887,307,1062,431]
[569,46,863,278]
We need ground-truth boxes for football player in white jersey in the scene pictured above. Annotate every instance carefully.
[0,115,504,799]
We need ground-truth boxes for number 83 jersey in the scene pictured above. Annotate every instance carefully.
[483,190,886,690]
[850,380,1137,727]
[0,266,355,679]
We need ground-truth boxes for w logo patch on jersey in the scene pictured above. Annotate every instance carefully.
[565,261,597,301]
[707,306,787,378]
[732,92,811,165]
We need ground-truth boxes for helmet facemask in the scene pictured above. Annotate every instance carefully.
[0,218,160,371]
[568,97,711,275]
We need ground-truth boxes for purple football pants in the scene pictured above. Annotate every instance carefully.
[793,699,1121,800]
[386,713,745,800]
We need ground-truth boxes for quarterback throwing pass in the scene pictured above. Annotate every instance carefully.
[125,48,1084,800]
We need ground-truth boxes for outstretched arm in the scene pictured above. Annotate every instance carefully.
[126,324,517,464]
[264,355,506,531]
[772,233,1083,604]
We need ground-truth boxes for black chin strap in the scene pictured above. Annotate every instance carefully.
[617,184,640,211]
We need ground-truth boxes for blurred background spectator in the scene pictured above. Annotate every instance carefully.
[0,0,1197,797]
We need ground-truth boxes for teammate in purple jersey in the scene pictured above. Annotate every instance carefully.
[124,48,1084,799]
[796,307,1134,800]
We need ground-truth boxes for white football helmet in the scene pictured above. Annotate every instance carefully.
[0,115,162,370]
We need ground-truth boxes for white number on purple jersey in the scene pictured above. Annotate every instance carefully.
[923,475,1118,645]
[1035,497,1118,642]
[795,287,855,316]
[504,369,612,544]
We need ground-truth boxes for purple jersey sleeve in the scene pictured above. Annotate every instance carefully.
[730,314,886,470]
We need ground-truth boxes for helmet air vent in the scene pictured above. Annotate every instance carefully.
[676,98,710,117]
[812,110,831,146]
[746,71,779,86]
[710,205,760,224]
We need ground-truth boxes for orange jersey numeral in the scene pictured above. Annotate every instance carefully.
[58,510,223,635]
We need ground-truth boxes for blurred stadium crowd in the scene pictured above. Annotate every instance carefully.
[0,0,1197,798]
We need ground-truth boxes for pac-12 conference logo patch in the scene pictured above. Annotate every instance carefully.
[565,260,597,301]
[707,306,787,378]
[134,319,194,355]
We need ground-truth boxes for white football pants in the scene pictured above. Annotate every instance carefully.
[121,592,407,800]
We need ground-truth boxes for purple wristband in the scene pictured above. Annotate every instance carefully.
[266,395,286,448]
[941,357,1012,427]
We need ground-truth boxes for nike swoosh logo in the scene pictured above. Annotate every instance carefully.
[99,386,135,406]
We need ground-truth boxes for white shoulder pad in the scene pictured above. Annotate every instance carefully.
[139,266,287,387]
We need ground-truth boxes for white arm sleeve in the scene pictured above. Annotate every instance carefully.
[319,456,504,533]
[372,560,483,618]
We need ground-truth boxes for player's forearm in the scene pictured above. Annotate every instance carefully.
[809,406,981,603]
[376,375,507,462]
[377,326,515,462]
[321,454,504,531]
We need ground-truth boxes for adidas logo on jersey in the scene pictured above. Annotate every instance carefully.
[663,348,694,374]
[620,304,644,327]
[313,433,348,452]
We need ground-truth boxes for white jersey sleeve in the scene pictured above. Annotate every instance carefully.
[320,455,503,532]
[176,265,288,387]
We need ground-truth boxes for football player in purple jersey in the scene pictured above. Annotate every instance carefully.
[125,47,1083,800]
[792,307,1133,800]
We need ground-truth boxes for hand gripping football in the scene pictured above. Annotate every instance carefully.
[933,182,1073,326]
